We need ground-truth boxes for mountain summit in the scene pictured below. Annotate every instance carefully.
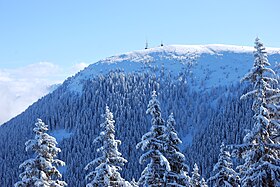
[67,44,280,92]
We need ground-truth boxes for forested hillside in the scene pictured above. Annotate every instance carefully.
[1,45,280,186]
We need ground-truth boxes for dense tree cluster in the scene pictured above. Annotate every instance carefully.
[137,91,190,186]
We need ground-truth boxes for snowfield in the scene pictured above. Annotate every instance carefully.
[67,44,280,93]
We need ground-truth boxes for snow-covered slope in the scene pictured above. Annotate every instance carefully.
[67,44,280,92]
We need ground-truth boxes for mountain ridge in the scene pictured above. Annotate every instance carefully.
[100,44,280,61]
[98,44,280,63]
[66,44,280,93]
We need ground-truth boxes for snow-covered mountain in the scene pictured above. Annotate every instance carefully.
[1,44,280,186]
[67,44,280,92]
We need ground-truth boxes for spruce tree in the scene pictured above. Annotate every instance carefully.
[15,119,67,187]
[200,178,208,187]
[209,143,239,187]
[163,113,190,186]
[190,163,201,187]
[136,91,170,186]
[130,178,139,187]
[85,106,130,187]
[234,37,280,186]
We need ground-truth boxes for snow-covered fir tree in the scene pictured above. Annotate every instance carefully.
[200,178,208,187]
[14,119,67,187]
[130,178,139,187]
[234,37,280,186]
[163,113,190,186]
[208,143,239,187]
[136,91,170,186]
[190,163,202,187]
[85,106,130,187]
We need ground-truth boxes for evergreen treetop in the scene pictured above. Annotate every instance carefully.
[136,91,170,186]
[234,37,280,186]
[85,106,129,187]
[15,118,67,187]
[163,113,190,186]
[209,142,239,187]
[190,163,201,187]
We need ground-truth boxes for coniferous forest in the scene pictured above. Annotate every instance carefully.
[0,39,280,186]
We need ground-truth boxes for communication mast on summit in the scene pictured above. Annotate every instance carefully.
[145,40,148,49]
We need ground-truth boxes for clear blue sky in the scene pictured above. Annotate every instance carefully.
[0,0,279,68]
